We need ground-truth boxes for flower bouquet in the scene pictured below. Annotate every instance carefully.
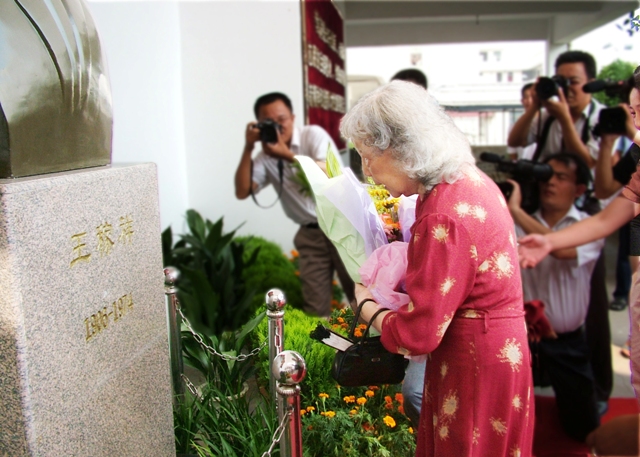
[295,149,416,310]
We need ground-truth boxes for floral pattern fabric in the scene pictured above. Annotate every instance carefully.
[380,167,534,456]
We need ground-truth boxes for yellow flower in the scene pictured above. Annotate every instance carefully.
[383,415,396,428]
[306,406,315,412]
[343,395,356,404]
[324,411,336,418]
[357,397,367,406]
[365,390,375,397]
[409,427,414,434]
[350,409,357,415]
[319,393,329,399]
[300,410,306,416]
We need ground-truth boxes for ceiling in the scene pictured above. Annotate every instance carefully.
[339,1,639,47]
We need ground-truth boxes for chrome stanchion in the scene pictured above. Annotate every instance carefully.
[164,266,184,399]
[266,289,286,408]
[272,350,307,457]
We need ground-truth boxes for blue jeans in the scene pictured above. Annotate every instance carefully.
[402,360,425,427]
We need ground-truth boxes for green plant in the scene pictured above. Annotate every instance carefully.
[593,59,637,107]
[174,384,278,457]
[235,235,304,311]
[253,307,339,404]
[181,311,266,397]
[162,209,261,336]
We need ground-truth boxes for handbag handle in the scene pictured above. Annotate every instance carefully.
[348,298,386,340]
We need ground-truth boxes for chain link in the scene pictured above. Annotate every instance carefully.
[177,304,267,361]
[181,373,199,396]
[261,406,292,457]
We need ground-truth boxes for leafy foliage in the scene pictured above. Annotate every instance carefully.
[593,59,637,107]
[173,385,277,457]
[162,210,261,337]
[235,236,304,311]
[181,311,265,396]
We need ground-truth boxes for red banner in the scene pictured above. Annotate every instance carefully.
[302,0,346,149]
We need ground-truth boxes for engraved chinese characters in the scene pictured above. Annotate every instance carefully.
[70,215,135,268]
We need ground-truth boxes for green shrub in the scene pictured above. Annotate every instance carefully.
[235,235,304,311]
[594,59,637,107]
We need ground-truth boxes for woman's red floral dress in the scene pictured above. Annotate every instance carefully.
[380,167,535,456]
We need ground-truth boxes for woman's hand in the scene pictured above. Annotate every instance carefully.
[517,233,552,268]
[354,283,375,310]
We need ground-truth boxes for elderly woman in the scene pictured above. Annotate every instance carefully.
[340,80,534,456]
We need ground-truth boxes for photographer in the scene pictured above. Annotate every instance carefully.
[508,152,603,442]
[234,92,355,317]
[508,51,604,169]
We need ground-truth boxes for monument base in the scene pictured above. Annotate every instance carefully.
[0,164,174,456]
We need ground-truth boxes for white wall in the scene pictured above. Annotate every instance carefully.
[87,1,304,251]
[179,1,302,250]
[87,1,189,235]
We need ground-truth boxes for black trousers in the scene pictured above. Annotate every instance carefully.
[586,252,613,403]
[531,327,600,442]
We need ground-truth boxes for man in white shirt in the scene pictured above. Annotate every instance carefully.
[234,92,355,317]
[508,152,602,442]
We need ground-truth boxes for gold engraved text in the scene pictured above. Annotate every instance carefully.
[70,232,91,268]
[84,293,134,342]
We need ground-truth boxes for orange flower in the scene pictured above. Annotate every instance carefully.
[354,329,363,338]
[383,415,396,428]
[349,409,357,415]
[291,249,299,258]
[395,393,404,404]
[358,324,367,330]
[321,410,336,418]
[343,395,356,404]
[294,271,300,276]
[331,299,339,306]
[319,393,329,399]
[332,324,340,330]
[384,395,393,404]
[300,410,306,416]
[365,390,375,397]
[306,406,315,412]
[398,405,405,415]
[368,386,380,391]
[337,317,345,324]
[362,422,374,432]
[357,397,367,406]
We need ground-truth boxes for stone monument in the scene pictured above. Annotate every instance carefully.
[0,1,175,456]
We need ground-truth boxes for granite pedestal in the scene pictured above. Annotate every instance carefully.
[0,163,174,456]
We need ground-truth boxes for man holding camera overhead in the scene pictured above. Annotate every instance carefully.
[509,50,614,416]
[508,50,604,169]
[234,92,355,318]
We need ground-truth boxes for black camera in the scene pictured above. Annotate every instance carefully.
[255,119,282,143]
[535,75,569,101]
[592,106,628,136]
[480,152,553,213]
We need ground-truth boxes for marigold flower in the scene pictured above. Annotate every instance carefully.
[354,329,363,338]
[341,323,349,330]
[291,249,299,258]
[294,271,300,276]
[395,393,404,404]
[350,409,357,415]
[300,410,306,416]
[343,395,356,404]
[322,410,336,418]
[398,405,405,415]
[362,422,374,431]
[337,317,345,324]
[332,280,338,286]
[365,390,375,397]
[408,427,414,434]
[319,393,329,399]
[357,397,367,405]
[368,386,379,391]
[383,415,396,428]
[332,324,340,330]
[331,299,339,306]
[358,324,367,330]
[306,406,315,412]
[384,395,393,404]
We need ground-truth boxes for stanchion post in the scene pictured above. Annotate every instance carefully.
[272,350,307,457]
[266,289,286,408]
[164,266,184,399]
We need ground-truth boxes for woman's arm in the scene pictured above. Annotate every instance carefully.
[519,196,637,268]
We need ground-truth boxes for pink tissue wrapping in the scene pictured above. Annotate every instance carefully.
[359,242,410,311]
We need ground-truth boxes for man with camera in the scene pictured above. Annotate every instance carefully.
[508,152,603,442]
[234,92,355,318]
[508,51,604,169]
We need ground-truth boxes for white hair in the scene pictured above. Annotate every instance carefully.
[340,80,475,190]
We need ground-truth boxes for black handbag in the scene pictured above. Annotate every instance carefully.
[331,299,409,387]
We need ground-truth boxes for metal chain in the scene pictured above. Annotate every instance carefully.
[176,304,266,361]
[181,373,199,396]
[261,406,292,457]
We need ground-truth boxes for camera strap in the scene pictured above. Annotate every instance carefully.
[249,158,284,209]
[532,100,595,163]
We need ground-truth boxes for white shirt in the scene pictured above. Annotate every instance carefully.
[526,99,604,162]
[252,125,339,225]
[516,205,604,333]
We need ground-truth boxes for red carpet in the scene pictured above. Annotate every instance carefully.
[533,396,640,457]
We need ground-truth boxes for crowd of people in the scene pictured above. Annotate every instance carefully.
[234,51,640,456]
